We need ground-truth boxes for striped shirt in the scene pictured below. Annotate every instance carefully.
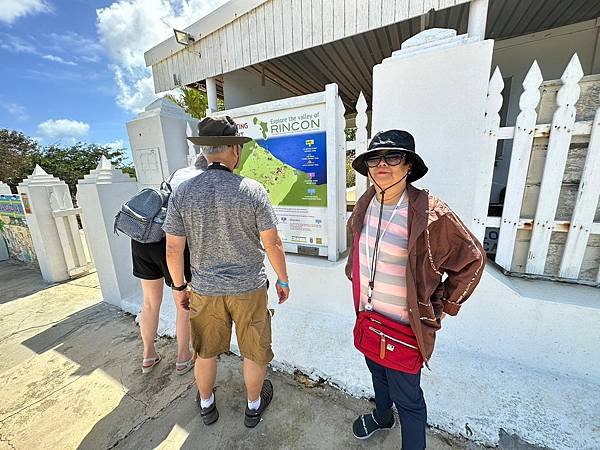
[358,194,410,324]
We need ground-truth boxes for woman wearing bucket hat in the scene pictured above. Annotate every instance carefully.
[346,130,486,449]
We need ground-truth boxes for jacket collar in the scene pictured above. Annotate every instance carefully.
[351,184,429,252]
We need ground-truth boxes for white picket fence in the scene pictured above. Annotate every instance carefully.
[346,53,599,286]
[485,53,600,285]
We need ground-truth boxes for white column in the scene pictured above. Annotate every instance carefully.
[76,156,141,308]
[467,0,489,41]
[126,98,198,190]
[17,166,71,282]
[206,77,218,112]
[0,182,11,195]
[372,28,494,231]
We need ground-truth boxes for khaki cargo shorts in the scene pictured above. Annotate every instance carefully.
[188,287,274,365]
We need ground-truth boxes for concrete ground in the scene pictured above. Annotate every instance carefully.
[0,260,485,450]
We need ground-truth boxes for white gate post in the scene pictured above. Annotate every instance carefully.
[17,166,71,282]
[354,92,369,199]
[126,98,198,190]
[76,156,141,307]
[372,28,494,239]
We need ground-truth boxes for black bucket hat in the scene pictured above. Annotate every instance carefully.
[352,130,428,182]
[187,116,252,146]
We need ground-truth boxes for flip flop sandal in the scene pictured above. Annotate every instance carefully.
[175,357,194,375]
[141,353,161,374]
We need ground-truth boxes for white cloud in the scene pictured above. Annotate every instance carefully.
[46,31,104,64]
[0,0,52,25]
[2,102,29,120]
[96,0,227,113]
[0,33,38,54]
[42,54,77,66]
[104,139,125,150]
[37,119,90,139]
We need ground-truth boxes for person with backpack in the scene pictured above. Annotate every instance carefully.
[130,154,208,375]
[346,130,486,449]
[162,116,290,428]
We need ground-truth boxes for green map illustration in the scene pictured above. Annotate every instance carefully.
[235,117,327,207]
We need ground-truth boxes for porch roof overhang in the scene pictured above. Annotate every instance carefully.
[146,0,600,112]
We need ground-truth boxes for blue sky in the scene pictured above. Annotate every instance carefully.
[0,0,225,161]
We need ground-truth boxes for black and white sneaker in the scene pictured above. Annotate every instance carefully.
[196,391,219,425]
[352,409,395,439]
[244,379,273,428]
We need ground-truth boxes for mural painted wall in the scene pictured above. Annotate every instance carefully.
[0,195,38,266]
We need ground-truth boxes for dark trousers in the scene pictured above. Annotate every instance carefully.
[365,357,427,450]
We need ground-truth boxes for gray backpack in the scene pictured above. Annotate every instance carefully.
[114,179,173,243]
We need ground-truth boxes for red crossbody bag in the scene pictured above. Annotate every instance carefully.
[352,189,424,374]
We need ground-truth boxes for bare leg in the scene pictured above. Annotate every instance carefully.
[243,358,267,401]
[195,356,218,400]
[139,279,164,359]
[173,297,193,362]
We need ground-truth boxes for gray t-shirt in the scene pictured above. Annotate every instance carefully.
[162,168,278,295]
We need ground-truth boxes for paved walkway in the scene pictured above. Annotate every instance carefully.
[0,260,485,449]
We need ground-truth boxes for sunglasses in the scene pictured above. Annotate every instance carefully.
[365,151,407,168]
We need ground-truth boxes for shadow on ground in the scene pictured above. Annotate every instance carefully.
[0,260,50,305]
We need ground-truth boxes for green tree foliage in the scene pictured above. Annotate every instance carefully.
[31,143,129,198]
[0,129,39,192]
[0,128,134,201]
[165,87,223,119]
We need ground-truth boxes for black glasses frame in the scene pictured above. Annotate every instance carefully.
[365,151,408,168]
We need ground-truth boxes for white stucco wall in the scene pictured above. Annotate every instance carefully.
[489,19,600,202]
[130,252,600,448]
[223,68,295,110]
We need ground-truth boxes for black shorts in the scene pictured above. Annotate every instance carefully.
[131,238,191,287]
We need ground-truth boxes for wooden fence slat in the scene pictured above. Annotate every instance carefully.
[226,23,236,72]
[248,9,259,64]
[345,0,357,36]
[526,54,584,275]
[302,0,312,48]
[264,1,276,59]
[233,19,243,69]
[218,28,229,74]
[240,14,251,66]
[496,60,544,271]
[409,0,425,17]
[487,217,600,235]
[356,0,370,33]
[322,0,334,43]
[368,0,382,29]
[273,0,285,55]
[293,0,304,51]
[354,92,369,198]
[497,121,594,140]
[473,67,504,241]
[312,0,324,46]
[333,0,345,40]
[559,99,600,279]
[381,0,396,26]
[282,0,294,53]
[256,5,268,61]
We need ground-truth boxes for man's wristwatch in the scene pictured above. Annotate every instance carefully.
[172,282,188,291]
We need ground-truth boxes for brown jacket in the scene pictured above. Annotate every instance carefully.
[345,184,486,362]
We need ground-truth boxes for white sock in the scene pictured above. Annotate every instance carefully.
[248,397,261,410]
[200,393,214,409]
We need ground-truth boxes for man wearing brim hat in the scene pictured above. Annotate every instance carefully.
[345,130,486,448]
[163,116,290,429]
